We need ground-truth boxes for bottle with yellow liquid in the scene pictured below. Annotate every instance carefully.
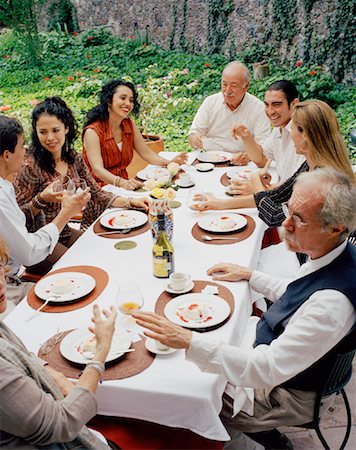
[152,212,174,278]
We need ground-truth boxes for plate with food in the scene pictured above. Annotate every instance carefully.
[164,293,230,329]
[136,166,170,181]
[60,329,131,364]
[197,213,247,233]
[34,272,96,302]
[226,167,259,179]
[100,210,148,230]
[196,151,232,164]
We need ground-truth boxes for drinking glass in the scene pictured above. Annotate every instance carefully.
[52,175,70,193]
[74,178,88,193]
[116,283,144,316]
[186,188,210,210]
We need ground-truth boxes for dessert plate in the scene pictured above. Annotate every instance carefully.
[145,338,177,355]
[196,151,232,163]
[195,163,214,172]
[175,179,195,188]
[164,280,194,294]
[136,166,169,181]
[60,328,131,364]
[164,293,230,329]
[100,210,148,230]
[226,167,258,179]
[197,213,247,233]
[34,272,96,302]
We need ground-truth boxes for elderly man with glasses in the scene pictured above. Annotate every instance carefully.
[134,168,356,450]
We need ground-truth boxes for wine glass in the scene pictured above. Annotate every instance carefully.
[116,283,144,328]
[52,175,70,193]
[186,188,210,210]
[74,178,88,193]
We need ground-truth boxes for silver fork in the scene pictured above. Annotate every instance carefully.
[203,234,240,241]
[26,295,59,322]
[96,229,131,236]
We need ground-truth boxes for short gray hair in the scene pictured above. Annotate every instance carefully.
[223,61,250,85]
[295,168,356,239]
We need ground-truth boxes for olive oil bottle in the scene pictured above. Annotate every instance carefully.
[152,212,174,278]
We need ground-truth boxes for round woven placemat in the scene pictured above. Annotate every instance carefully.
[38,330,155,380]
[27,266,109,313]
[154,280,234,332]
[93,210,150,239]
[193,158,231,168]
[220,172,231,187]
[191,214,256,245]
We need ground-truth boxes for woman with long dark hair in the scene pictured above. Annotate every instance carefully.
[82,79,187,189]
[13,97,149,260]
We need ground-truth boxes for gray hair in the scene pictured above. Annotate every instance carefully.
[295,168,356,239]
[223,61,250,85]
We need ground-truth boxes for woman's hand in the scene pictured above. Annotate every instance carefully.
[89,305,117,362]
[193,194,222,211]
[130,197,150,211]
[39,182,63,204]
[119,178,143,191]
[169,153,188,166]
[228,179,253,195]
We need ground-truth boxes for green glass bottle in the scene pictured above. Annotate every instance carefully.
[152,212,174,278]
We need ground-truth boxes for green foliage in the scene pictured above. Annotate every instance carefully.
[271,0,297,43]
[47,0,79,33]
[207,0,234,54]
[0,29,355,160]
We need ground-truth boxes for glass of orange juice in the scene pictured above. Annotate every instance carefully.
[116,283,144,327]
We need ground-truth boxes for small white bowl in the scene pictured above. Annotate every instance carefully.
[195,163,214,172]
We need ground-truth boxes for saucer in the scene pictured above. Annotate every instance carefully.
[165,280,194,294]
[195,163,214,172]
[175,180,195,188]
[145,338,177,355]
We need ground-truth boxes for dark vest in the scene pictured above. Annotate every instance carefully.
[255,243,356,391]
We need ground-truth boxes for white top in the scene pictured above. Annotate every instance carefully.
[188,92,270,153]
[0,177,59,277]
[262,121,305,182]
[187,240,355,414]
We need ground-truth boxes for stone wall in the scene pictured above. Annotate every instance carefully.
[71,0,352,79]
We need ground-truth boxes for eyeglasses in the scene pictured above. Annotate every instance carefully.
[282,203,308,228]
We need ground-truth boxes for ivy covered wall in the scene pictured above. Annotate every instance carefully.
[71,0,355,81]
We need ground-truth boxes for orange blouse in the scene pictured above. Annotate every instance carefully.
[82,118,134,186]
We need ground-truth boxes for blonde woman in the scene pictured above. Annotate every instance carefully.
[196,100,355,227]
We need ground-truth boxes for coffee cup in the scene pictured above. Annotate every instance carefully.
[169,272,191,291]
[154,340,170,351]
[179,173,193,186]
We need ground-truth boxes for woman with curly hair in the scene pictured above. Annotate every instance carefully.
[13,97,149,273]
[82,79,187,189]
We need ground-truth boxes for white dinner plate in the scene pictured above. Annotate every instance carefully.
[100,210,148,230]
[226,167,258,179]
[195,163,214,172]
[60,329,131,365]
[196,151,232,163]
[164,293,231,329]
[136,166,170,181]
[175,179,195,188]
[145,338,178,355]
[197,213,247,233]
[165,280,195,294]
[34,272,96,302]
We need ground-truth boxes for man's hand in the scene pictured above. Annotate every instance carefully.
[207,263,252,281]
[192,193,223,211]
[45,366,75,396]
[61,188,90,216]
[188,133,204,150]
[133,312,192,349]
[231,124,251,140]
[228,179,253,195]
[231,152,250,166]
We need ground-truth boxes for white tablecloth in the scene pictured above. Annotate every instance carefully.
[5,152,271,441]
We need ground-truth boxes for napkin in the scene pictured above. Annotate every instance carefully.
[201,285,219,295]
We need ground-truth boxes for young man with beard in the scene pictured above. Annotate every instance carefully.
[134,168,356,450]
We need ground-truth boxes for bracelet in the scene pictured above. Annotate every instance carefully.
[32,193,48,210]
[85,360,105,375]
[114,176,122,187]
[124,197,132,209]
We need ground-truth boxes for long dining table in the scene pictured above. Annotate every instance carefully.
[4,151,273,441]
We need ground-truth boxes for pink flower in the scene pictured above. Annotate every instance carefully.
[296,60,303,67]
[129,35,136,39]
[309,70,316,75]
[29,99,40,106]
[87,35,93,41]
[166,91,172,98]
[0,105,11,111]
[182,68,189,74]
[137,84,142,89]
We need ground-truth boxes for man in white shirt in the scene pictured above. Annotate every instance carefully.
[135,168,356,450]
[230,80,305,195]
[188,61,270,165]
[0,116,90,310]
